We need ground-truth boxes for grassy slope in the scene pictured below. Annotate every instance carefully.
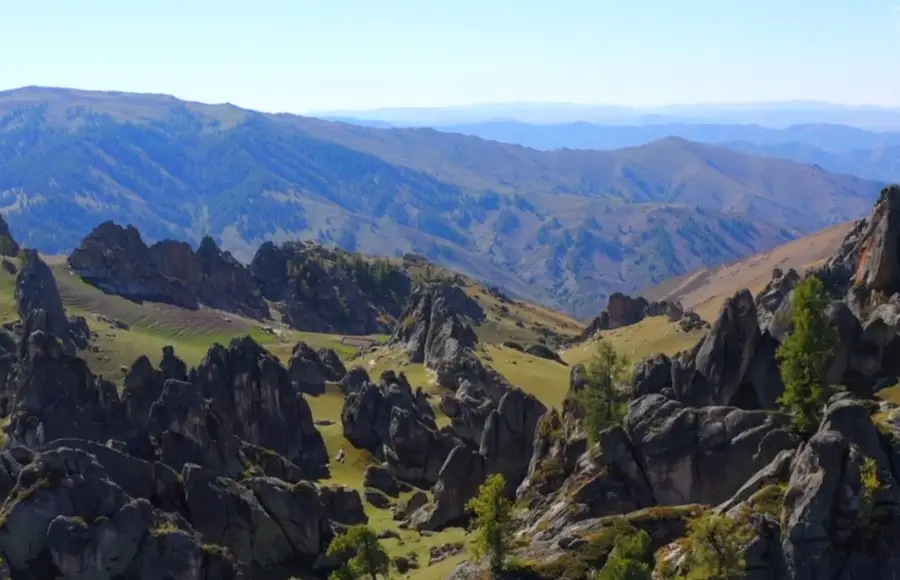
[645,221,853,320]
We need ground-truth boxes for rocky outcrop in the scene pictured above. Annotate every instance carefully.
[632,286,788,410]
[576,293,683,340]
[821,185,900,296]
[318,485,368,526]
[67,222,268,319]
[146,379,245,479]
[682,396,900,580]
[68,222,199,309]
[15,250,81,349]
[364,465,411,497]
[250,241,411,334]
[0,214,19,256]
[192,337,329,478]
[182,465,328,569]
[520,394,797,538]
[316,347,347,381]
[342,371,453,486]
[0,446,243,579]
[288,342,345,396]
[121,347,188,434]
[6,323,123,449]
[388,284,481,367]
[193,236,269,319]
[411,388,546,531]
[524,343,565,365]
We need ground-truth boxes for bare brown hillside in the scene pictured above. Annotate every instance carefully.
[645,221,854,320]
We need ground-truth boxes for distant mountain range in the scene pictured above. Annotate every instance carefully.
[0,87,886,317]
[318,101,900,130]
[329,120,900,183]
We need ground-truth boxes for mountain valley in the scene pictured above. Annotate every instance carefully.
[0,87,886,317]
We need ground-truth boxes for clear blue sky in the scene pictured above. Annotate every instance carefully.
[2,0,899,112]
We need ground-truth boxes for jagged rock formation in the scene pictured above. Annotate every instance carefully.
[669,397,900,580]
[631,270,799,410]
[388,283,482,367]
[288,342,346,396]
[631,187,900,412]
[191,337,330,477]
[0,292,361,577]
[342,370,454,486]
[15,250,86,350]
[576,292,685,341]
[0,446,243,579]
[517,395,797,538]
[68,222,269,319]
[408,370,547,531]
[250,240,411,334]
[0,214,20,256]
[7,318,123,448]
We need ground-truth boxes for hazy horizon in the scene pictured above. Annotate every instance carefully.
[3,0,900,115]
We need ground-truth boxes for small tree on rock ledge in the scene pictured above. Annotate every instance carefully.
[776,275,838,434]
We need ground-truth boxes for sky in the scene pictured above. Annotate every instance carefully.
[2,0,899,113]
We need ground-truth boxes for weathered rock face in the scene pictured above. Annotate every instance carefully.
[16,250,74,347]
[632,288,786,410]
[0,446,242,579]
[480,389,547,494]
[631,353,673,399]
[521,395,797,538]
[288,342,345,396]
[194,237,270,319]
[121,347,189,436]
[316,347,347,382]
[701,397,900,580]
[251,241,411,335]
[318,485,368,526]
[0,214,19,256]
[516,409,588,502]
[756,268,800,339]
[389,284,482,367]
[7,325,123,449]
[626,395,797,506]
[342,370,454,487]
[825,185,900,295]
[147,379,245,479]
[67,222,269,319]
[192,337,329,478]
[68,222,199,309]
[183,465,328,569]
[411,387,546,531]
[576,293,683,340]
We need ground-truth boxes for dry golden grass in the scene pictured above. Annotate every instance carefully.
[562,316,705,372]
[464,283,582,344]
[646,222,852,320]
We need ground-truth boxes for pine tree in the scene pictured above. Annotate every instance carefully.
[592,529,653,580]
[776,276,838,433]
[676,513,751,580]
[578,340,630,443]
[466,473,515,573]
[326,525,390,580]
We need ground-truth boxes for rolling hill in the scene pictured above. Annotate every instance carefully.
[0,86,885,317]
[646,220,854,320]
[403,119,900,184]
